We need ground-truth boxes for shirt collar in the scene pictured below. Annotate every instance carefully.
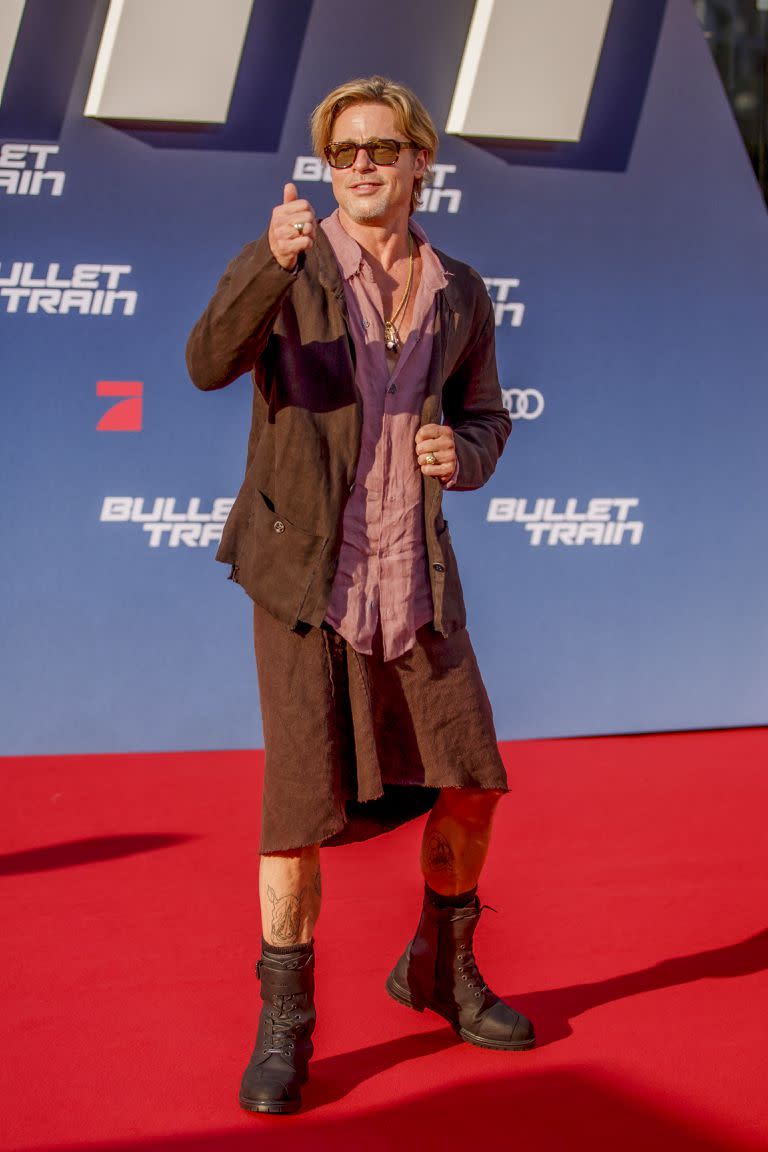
[321,209,448,291]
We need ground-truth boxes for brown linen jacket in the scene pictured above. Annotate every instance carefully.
[185,226,511,637]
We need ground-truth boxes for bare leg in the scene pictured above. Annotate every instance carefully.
[421,787,504,895]
[259,844,322,946]
[241,845,321,1114]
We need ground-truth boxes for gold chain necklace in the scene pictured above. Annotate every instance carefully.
[383,232,414,353]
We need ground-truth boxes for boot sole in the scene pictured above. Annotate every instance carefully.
[385,971,536,1052]
[239,1092,301,1115]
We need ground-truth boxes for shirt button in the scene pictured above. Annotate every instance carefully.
[273,520,285,533]
[433,563,445,573]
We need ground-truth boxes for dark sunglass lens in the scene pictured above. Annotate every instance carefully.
[369,141,399,164]
[328,143,356,168]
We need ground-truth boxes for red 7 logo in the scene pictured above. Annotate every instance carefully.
[96,380,143,431]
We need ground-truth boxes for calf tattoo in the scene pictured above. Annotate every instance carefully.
[267,884,305,944]
[427,831,455,873]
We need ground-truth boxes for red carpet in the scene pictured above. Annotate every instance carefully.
[3,729,767,1151]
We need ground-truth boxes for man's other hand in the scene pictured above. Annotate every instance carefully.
[415,424,457,482]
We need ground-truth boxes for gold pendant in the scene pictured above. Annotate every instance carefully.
[384,321,399,352]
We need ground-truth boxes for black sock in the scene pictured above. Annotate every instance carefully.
[262,937,313,956]
[426,883,478,909]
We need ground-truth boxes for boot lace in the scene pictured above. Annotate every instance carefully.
[263,993,303,1058]
[456,903,497,999]
[456,946,487,997]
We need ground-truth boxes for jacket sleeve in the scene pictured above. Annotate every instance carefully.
[185,230,299,392]
[442,284,512,491]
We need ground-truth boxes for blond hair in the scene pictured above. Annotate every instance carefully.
[310,76,438,214]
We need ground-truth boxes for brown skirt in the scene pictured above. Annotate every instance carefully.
[252,602,508,853]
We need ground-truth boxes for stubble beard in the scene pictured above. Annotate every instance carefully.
[338,185,392,224]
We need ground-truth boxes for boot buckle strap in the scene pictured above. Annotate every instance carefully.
[260,968,311,993]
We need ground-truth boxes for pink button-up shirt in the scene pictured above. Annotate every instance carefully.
[321,210,448,661]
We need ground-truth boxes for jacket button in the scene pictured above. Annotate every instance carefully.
[273,520,286,533]
[433,563,445,573]
[349,482,356,493]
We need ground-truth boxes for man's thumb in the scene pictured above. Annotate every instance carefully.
[283,182,298,204]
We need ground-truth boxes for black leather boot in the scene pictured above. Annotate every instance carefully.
[386,889,535,1051]
[238,942,316,1114]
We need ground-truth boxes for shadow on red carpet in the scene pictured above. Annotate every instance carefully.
[0,834,197,876]
[510,926,768,1046]
[15,1068,762,1152]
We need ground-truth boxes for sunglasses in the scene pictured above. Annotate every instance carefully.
[324,138,419,169]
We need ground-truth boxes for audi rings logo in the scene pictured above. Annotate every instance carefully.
[502,388,544,421]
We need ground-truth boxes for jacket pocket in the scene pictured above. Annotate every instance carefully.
[237,489,328,627]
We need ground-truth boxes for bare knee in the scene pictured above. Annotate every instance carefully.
[435,787,505,826]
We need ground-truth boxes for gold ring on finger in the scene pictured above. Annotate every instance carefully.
[424,452,437,466]
[293,221,305,235]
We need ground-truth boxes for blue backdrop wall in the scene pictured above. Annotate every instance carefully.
[1,0,766,755]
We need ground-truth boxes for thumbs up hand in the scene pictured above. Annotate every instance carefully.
[268,182,317,271]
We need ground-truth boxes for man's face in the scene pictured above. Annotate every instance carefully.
[328,102,426,227]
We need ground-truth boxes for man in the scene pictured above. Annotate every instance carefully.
[186,76,534,1115]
